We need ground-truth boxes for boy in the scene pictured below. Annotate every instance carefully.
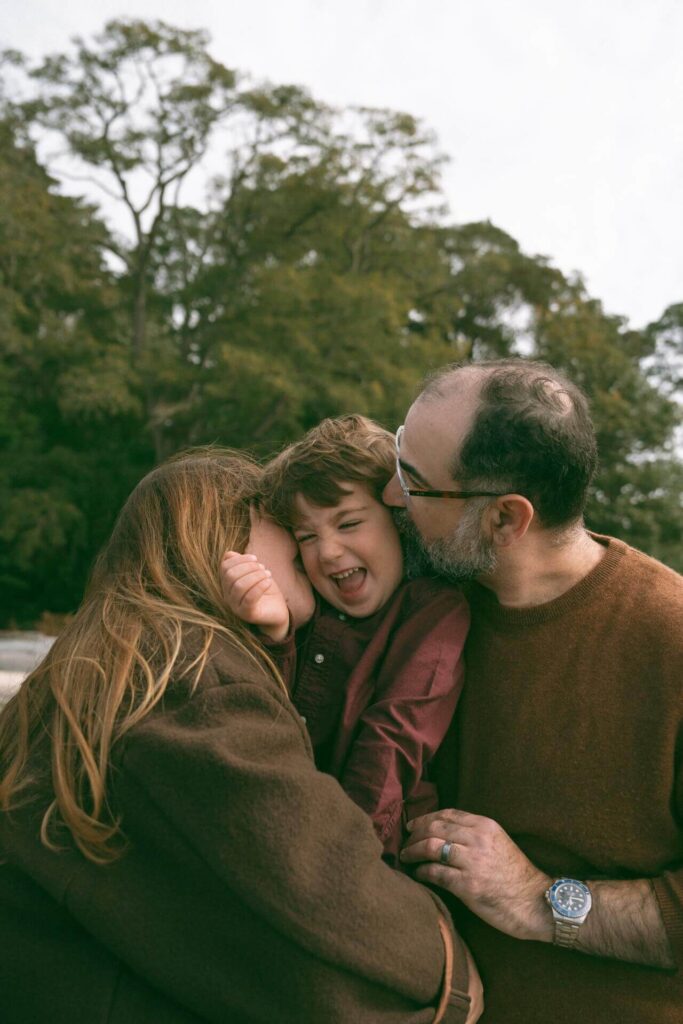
[222,415,469,863]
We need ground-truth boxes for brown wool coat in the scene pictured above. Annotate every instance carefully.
[0,636,471,1024]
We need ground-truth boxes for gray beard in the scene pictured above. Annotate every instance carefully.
[393,502,497,583]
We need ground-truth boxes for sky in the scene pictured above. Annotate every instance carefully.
[4,0,682,330]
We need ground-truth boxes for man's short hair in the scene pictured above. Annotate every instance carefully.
[420,359,598,528]
[262,414,395,527]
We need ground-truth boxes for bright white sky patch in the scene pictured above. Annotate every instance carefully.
[5,0,683,328]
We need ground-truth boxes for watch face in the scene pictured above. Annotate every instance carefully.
[549,879,591,919]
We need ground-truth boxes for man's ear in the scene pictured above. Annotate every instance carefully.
[485,495,535,547]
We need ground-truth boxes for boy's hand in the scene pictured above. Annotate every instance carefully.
[221,552,290,642]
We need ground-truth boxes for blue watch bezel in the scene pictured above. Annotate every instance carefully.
[547,878,591,919]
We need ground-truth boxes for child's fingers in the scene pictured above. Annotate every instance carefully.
[223,560,266,584]
[221,551,258,572]
[225,564,271,599]
[235,575,274,610]
[222,561,272,607]
[222,556,268,590]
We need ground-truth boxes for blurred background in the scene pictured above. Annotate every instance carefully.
[0,3,681,690]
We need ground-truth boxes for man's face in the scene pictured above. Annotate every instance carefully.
[382,390,498,582]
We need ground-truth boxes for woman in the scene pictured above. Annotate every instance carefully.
[0,448,479,1023]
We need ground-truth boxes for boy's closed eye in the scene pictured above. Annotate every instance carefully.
[295,520,363,544]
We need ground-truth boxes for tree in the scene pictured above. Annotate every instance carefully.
[534,296,682,570]
[139,102,456,455]
[1,19,681,627]
[21,20,240,362]
[0,119,150,623]
[644,302,683,403]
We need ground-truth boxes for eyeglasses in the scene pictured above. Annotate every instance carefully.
[394,426,506,501]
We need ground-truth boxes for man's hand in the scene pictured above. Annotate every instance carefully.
[402,809,676,970]
[221,551,290,642]
[401,809,552,942]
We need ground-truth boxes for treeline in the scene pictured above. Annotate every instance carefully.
[1,20,681,625]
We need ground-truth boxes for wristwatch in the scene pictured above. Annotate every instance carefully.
[545,878,592,948]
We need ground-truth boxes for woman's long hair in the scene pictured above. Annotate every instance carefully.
[0,448,278,863]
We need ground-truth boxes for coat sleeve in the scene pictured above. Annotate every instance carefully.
[99,653,472,1023]
[260,619,298,690]
[337,589,469,863]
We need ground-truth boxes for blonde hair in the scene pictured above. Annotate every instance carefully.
[0,448,280,863]
[262,414,395,527]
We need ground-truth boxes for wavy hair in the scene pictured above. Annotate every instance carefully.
[0,448,279,863]
[262,414,395,527]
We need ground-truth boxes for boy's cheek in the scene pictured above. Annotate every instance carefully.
[297,545,320,584]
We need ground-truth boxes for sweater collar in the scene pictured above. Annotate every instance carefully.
[466,533,628,628]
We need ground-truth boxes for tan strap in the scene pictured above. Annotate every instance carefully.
[434,913,455,1024]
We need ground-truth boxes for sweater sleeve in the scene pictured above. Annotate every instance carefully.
[338,588,469,863]
[107,656,472,1023]
[652,739,683,967]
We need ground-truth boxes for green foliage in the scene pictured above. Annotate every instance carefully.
[21,18,241,371]
[531,298,681,570]
[0,20,680,623]
[0,121,152,622]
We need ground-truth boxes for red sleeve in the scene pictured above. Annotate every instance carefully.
[338,587,469,865]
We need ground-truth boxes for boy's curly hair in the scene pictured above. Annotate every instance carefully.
[262,415,395,528]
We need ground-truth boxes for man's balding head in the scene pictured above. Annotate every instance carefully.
[417,359,598,528]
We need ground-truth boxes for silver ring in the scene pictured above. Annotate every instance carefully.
[439,841,453,865]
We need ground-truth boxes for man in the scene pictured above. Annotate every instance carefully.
[384,359,683,1023]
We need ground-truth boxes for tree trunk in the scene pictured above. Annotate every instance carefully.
[132,277,147,362]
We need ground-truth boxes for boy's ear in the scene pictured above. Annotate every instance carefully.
[486,495,534,546]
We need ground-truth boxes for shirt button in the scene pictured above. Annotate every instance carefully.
[313,653,325,665]
[300,715,307,725]
[338,613,347,621]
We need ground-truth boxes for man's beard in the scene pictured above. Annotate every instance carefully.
[393,501,497,583]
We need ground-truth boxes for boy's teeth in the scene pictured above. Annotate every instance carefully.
[332,566,366,595]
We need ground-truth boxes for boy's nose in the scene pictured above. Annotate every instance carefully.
[318,536,345,562]
[382,474,406,508]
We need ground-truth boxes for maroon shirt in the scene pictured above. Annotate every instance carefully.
[271,577,469,863]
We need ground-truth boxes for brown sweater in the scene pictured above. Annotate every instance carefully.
[436,534,683,1023]
[0,637,471,1023]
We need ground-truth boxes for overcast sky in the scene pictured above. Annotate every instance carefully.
[4,0,682,329]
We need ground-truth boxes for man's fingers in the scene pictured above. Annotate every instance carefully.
[414,861,463,891]
[405,812,486,849]
[407,808,483,832]
[400,835,469,864]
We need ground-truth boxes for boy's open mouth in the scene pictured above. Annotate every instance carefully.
[330,567,366,595]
